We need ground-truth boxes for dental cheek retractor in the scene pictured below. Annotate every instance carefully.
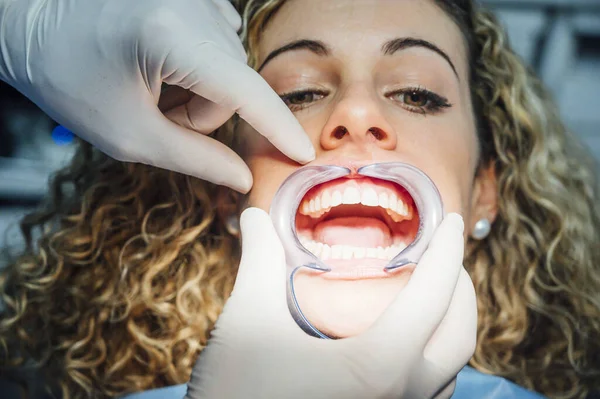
[269,162,444,339]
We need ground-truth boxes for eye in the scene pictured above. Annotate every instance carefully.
[286,92,319,105]
[404,90,429,107]
[280,89,327,111]
[387,87,452,115]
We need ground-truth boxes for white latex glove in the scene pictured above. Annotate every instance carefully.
[187,208,477,399]
[0,0,314,193]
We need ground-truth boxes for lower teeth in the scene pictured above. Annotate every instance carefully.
[299,238,406,261]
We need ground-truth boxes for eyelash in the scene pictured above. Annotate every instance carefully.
[386,86,452,114]
[279,86,452,114]
[279,89,328,112]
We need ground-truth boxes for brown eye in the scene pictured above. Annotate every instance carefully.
[280,90,327,111]
[404,90,428,107]
[287,92,317,105]
[388,87,452,114]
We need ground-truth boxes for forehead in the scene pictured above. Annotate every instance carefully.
[258,0,468,77]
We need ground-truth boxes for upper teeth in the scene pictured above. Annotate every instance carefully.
[299,184,412,222]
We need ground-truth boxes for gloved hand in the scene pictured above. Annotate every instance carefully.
[187,208,477,399]
[0,0,314,193]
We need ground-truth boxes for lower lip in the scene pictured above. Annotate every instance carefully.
[302,263,416,281]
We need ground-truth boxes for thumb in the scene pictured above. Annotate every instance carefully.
[363,213,465,357]
[164,95,235,135]
[422,268,477,376]
[232,207,288,308]
[158,86,235,136]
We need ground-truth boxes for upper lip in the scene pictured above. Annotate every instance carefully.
[308,156,383,174]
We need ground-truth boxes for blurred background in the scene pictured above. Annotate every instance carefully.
[0,0,599,254]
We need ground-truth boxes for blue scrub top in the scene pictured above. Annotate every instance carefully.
[120,366,546,399]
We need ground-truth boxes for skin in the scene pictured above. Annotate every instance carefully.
[239,0,497,337]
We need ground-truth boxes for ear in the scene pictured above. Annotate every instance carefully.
[469,162,498,235]
[215,185,243,237]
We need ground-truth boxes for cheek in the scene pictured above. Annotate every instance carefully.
[435,174,475,232]
[431,149,477,237]
[240,122,299,212]
[424,142,475,214]
[424,141,478,244]
[246,157,298,212]
[387,121,478,228]
[240,115,327,212]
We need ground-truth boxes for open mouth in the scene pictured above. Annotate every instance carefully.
[295,176,420,273]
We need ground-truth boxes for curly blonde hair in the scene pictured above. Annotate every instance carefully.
[1,1,599,398]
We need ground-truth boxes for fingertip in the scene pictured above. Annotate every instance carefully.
[239,207,280,243]
[240,207,269,228]
[286,125,316,164]
[238,207,285,271]
[300,140,317,164]
[234,184,252,195]
[444,213,464,233]
[189,156,252,194]
[227,68,315,165]
[227,168,253,194]
[239,207,282,254]
[425,213,464,254]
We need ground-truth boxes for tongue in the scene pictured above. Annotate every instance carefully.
[314,217,392,248]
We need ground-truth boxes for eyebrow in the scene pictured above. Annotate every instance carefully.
[258,36,459,80]
[257,39,330,72]
[381,37,459,79]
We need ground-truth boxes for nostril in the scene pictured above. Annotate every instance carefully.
[333,126,348,140]
[368,127,386,141]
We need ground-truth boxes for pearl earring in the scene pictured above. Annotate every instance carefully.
[472,218,491,240]
[225,214,240,237]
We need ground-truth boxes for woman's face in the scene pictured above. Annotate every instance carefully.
[240,0,496,337]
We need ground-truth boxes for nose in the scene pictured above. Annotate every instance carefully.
[320,86,397,151]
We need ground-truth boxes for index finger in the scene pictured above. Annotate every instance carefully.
[164,43,316,164]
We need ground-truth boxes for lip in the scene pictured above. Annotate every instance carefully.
[296,173,418,271]
[299,262,416,281]
[308,157,381,174]
[270,161,443,279]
